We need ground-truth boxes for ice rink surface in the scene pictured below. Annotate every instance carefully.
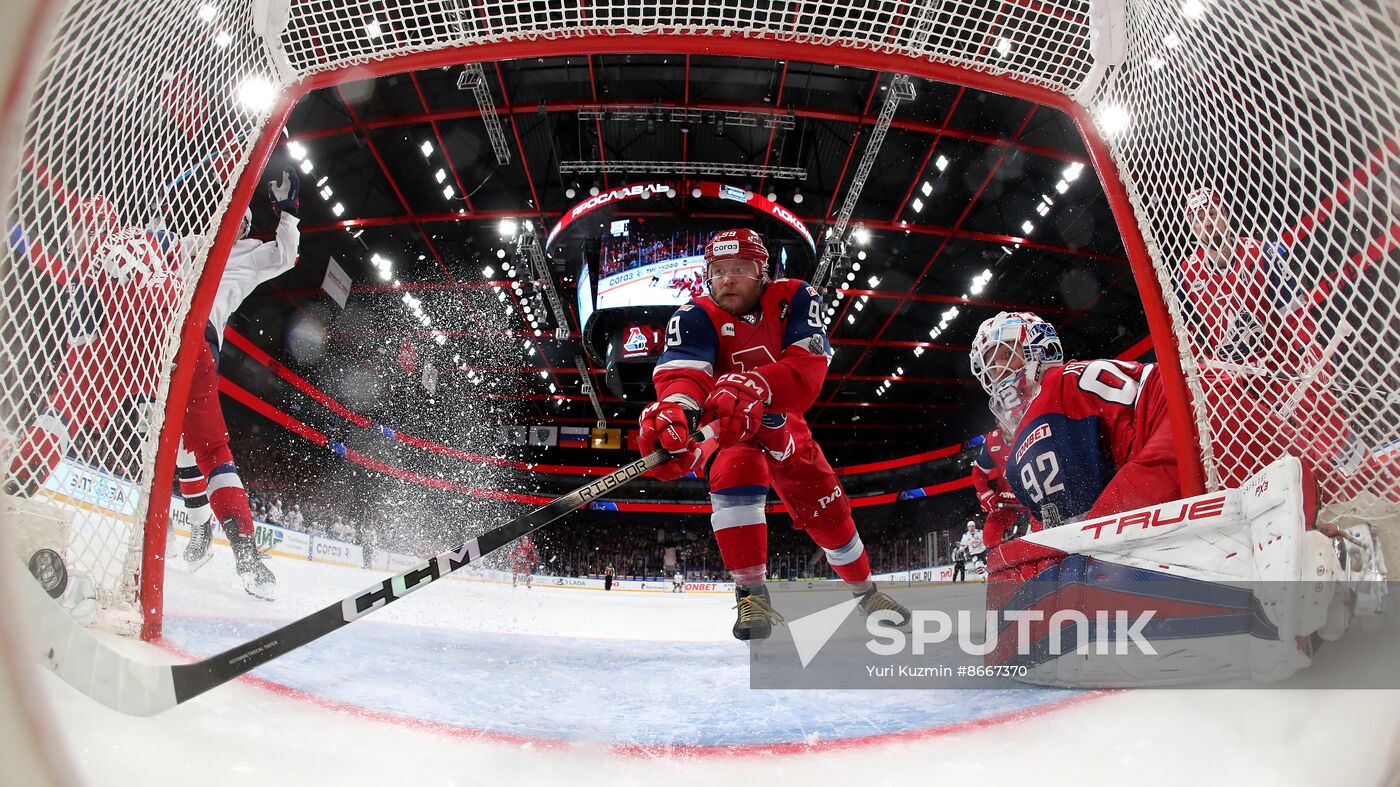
[35,547,1400,787]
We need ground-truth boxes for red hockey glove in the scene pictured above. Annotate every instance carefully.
[703,372,770,448]
[640,400,704,480]
[646,444,704,481]
[639,401,697,455]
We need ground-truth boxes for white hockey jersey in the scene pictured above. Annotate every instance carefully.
[206,212,300,345]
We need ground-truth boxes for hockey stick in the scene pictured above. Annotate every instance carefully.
[28,424,714,716]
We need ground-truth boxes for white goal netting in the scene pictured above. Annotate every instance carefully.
[1,0,1395,632]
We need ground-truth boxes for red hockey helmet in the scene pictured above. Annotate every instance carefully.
[703,228,769,276]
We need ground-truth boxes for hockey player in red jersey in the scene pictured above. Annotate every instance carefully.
[968,311,1181,530]
[5,196,183,499]
[969,428,1030,549]
[1175,187,1372,501]
[639,228,910,641]
[175,170,301,601]
[509,534,539,589]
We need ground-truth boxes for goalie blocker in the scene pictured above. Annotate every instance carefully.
[986,456,1388,687]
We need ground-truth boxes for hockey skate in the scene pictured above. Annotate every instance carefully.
[854,583,912,630]
[732,583,784,641]
[224,521,277,601]
[183,513,213,573]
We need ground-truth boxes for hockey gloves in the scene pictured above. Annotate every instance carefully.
[640,400,702,481]
[703,372,770,448]
[978,488,1021,514]
[269,169,300,217]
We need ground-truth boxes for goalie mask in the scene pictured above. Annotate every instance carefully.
[969,311,1064,430]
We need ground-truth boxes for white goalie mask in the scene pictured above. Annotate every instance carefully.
[969,311,1064,430]
[238,207,252,241]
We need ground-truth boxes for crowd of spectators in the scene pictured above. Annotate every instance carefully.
[598,231,707,278]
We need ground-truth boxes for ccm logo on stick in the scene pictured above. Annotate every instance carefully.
[1078,494,1228,540]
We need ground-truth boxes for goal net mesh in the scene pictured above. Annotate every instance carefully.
[1,0,1394,626]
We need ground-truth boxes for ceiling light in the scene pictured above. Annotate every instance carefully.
[852,262,861,272]
[1021,220,1035,234]
[854,301,864,311]
[590,186,600,196]
[236,77,276,112]
[496,249,506,259]
[197,4,217,22]
[319,186,333,200]
[500,219,518,238]
[482,266,494,277]
[935,155,949,172]
[1097,105,1131,136]
[852,227,869,244]
[364,20,382,38]
[995,37,1012,56]
[792,192,803,204]
[847,315,855,324]
[867,276,880,287]
[435,169,447,183]
[331,202,344,216]
[213,30,233,47]
[666,187,677,198]
[442,184,454,199]
[1063,162,1085,182]
[767,192,777,202]
[920,181,932,197]
[913,346,924,357]
[299,158,313,174]
[316,176,329,187]
[911,197,924,214]
[1162,32,1182,49]
[420,140,433,158]
[692,187,702,198]
[1148,56,1167,70]
[565,187,576,198]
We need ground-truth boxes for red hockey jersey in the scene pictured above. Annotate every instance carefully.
[651,279,830,414]
[1173,238,1316,363]
[1003,360,1180,525]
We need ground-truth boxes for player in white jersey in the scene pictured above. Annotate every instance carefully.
[176,170,300,601]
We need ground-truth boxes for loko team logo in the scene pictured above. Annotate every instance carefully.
[623,326,651,357]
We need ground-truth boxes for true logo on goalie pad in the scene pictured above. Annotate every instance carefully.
[1076,493,1228,540]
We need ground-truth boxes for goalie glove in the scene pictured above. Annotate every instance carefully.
[268,169,300,217]
[703,372,770,448]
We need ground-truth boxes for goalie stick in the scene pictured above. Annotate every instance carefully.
[25,424,715,716]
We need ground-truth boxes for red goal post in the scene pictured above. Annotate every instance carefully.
[1,0,1394,640]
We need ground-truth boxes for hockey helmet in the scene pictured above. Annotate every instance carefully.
[969,311,1064,429]
[704,228,769,281]
[238,207,253,240]
[1184,187,1228,217]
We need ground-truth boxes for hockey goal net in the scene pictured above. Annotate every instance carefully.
[1,0,1395,638]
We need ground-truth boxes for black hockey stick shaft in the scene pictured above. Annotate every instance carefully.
[167,425,713,706]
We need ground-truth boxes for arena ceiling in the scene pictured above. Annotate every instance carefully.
[230,54,1151,464]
